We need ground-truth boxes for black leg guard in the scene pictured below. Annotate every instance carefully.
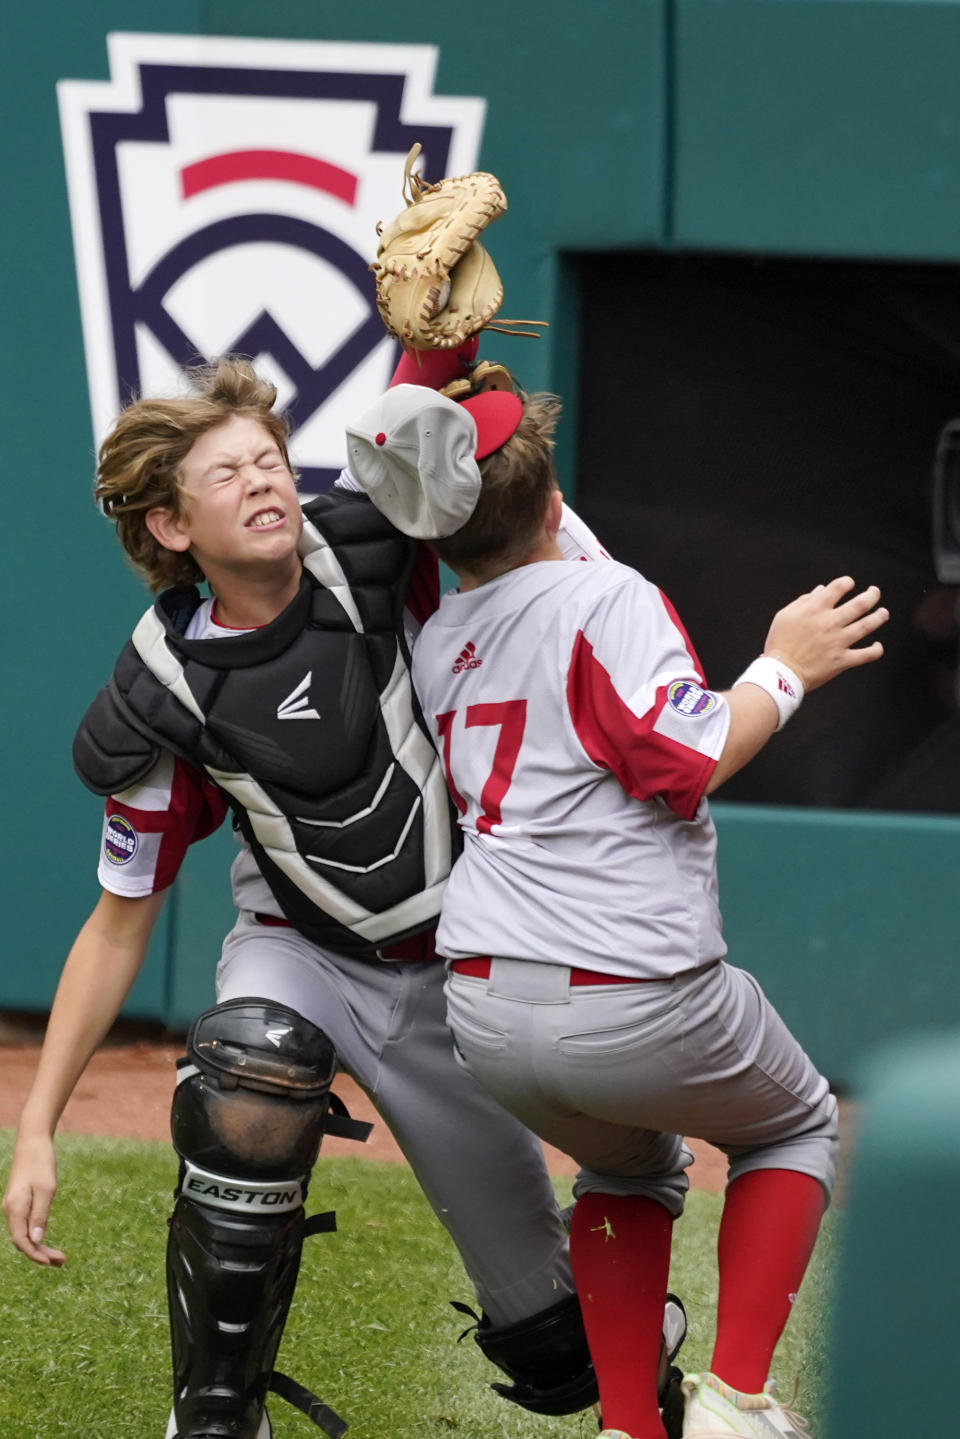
[166,997,356,1439]
[454,1292,598,1417]
[168,1199,305,1437]
[454,1289,688,1420]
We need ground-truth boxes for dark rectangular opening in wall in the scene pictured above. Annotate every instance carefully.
[574,252,960,812]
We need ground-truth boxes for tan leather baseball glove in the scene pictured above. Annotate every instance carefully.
[372,144,542,350]
[439,358,518,400]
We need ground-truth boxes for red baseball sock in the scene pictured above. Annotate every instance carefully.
[569,1192,673,1439]
[710,1168,826,1394]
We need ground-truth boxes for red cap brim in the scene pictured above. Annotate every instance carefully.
[460,390,524,460]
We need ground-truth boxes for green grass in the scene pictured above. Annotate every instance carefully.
[0,1132,836,1439]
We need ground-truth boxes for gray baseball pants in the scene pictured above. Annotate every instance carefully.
[216,912,574,1324]
[444,958,838,1216]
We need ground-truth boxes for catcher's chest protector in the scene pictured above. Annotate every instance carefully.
[74,493,454,959]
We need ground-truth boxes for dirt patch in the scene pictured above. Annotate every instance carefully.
[0,1024,852,1196]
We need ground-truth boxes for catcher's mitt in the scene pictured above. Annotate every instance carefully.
[439,358,518,401]
[372,144,544,350]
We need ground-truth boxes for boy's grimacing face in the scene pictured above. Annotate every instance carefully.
[152,414,303,575]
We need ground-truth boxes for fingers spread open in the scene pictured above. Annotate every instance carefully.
[842,640,885,667]
[842,606,889,645]
[835,584,883,621]
[820,575,856,603]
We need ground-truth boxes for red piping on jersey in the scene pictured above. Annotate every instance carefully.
[210,601,263,631]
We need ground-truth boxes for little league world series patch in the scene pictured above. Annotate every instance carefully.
[58,32,488,492]
[103,814,139,865]
[666,680,718,717]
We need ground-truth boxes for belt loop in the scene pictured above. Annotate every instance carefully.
[488,959,572,1003]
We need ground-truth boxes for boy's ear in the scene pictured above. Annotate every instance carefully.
[545,488,564,536]
[145,506,192,553]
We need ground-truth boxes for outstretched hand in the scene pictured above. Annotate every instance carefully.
[764,576,888,693]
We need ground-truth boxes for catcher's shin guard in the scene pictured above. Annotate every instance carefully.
[454,1292,598,1416]
[166,1200,302,1438]
[454,1289,688,1420]
[167,997,366,1439]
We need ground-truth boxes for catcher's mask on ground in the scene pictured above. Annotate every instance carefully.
[347,384,523,538]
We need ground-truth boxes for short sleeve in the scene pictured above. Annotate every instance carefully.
[97,752,228,896]
[566,577,730,820]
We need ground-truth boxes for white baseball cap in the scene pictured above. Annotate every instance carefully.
[345,383,523,539]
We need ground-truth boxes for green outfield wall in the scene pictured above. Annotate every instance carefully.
[3,0,959,1073]
[825,1030,960,1437]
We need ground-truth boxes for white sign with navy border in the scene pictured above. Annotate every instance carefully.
[58,33,486,491]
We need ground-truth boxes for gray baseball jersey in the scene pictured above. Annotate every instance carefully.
[413,560,729,974]
[412,559,837,1204]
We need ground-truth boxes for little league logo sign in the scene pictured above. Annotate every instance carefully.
[58,32,486,490]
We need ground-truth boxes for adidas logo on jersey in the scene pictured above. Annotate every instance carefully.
[452,642,482,674]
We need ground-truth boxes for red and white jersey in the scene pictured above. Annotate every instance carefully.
[555,502,612,562]
[97,600,239,900]
[97,749,228,896]
[97,502,613,902]
[412,560,731,977]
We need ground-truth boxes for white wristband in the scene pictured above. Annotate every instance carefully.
[733,655,804,730]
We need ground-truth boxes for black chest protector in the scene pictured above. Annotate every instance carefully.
[73,492,454,961]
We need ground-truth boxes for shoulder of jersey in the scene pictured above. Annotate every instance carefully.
[492,559,652,614]
[562,557,651,599]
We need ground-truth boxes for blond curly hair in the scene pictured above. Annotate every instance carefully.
[95,357,294,592]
